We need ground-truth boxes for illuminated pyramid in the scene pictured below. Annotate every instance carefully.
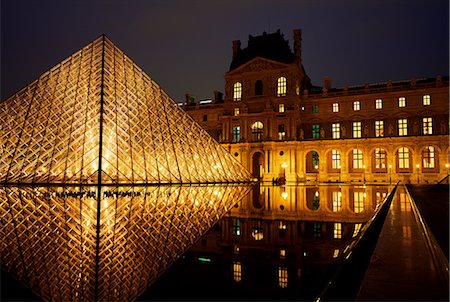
[0,35,252,184]
[1,185,252,301]
[0,36,253,301]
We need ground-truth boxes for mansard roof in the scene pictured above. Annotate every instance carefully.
[230,30,295,71]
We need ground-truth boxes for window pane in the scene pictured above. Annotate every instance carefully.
[277,77,287,97]
[423,95,431,106]
[353,122,361,138]
[353,149,363,169]
[233,82,242,101]
[332,123,340,139]
[398,97,406,107]
[333,103,339,112]
[353,101,360,111]
[375,120,384,137]
[398,119,408,136]
[422,117,433,135]
[422,146,435,168]
[398,147,410,169]
[375,99,383,109]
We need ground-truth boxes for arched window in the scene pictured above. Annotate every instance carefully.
[352,149,363,169]
[397,147,410,171]
[251,121,264,142]
[277,77,287,97]
[374,148,387,172]
[422,146,436,169]
[255,80,263,95]
[331,149,341,170]
[233,82,242,101]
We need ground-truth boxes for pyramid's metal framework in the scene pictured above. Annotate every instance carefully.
[0,36,253,301]
[0,35,252,185]
[1,185,251,301]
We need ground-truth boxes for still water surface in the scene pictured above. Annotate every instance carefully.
[139,183,391,301]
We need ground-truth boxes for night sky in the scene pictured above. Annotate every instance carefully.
[1,0,448,102]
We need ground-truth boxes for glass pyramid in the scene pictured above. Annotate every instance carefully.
[0,35,252,185]
[1,185,252,301]
[0,36,254,301]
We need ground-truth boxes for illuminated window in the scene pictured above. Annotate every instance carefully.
[234,108,240,116]
[332,191,342,212]
[279,249,286,259]
[233,82,242,101]
[331,150,341,169]
[332,123,340,139]
[277,77,287,97]
[332,103,339,112]
[251,121,263,141]
[375,99,383,109]
[279,104,285,113]
[313,103,318,114]
[375,120,384,137]
[233,262,242,282]
[354,192,364,213]
[333,249,340,258]
[333,223,342,239]
[312,125,320,139]
[278,267,288,288]
[352,223,362,237]
[375,148,387,169]
[232,219,241,236]
[278,124,286,140]
[423,95,431,106]
[398,147,410,169]
[353,101,360,111]
[422,146,435,168]
[232,126,241,142]
[398,119,408,136]
[353,149,363,169]
[279,221,287,230]
[398,97,406,107]
[353,122,361,138]
[422,117,433,135]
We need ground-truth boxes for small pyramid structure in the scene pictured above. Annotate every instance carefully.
[0,35,252,184]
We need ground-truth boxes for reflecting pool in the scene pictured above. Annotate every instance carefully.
[139,183,392,301]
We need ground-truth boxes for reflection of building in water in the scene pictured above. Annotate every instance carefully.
[186,185,387,292]
[182,29,449,184]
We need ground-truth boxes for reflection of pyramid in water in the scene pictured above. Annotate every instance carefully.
[1,185,252,301]
[0,35,252,184]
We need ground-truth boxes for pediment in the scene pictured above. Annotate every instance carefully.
[227,57,291,75]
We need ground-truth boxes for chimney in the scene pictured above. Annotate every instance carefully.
[293,29,302,66]
[232,40,241,60]
[323,75,331,90]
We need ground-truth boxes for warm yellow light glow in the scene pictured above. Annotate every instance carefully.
[315,190,319,197]
[445,163,449,168]
[314,164,318,169]
[281,162,288,169]
[281,192,288,199]
[416,164,420,168]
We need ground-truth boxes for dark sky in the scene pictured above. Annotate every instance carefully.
[1,0,448,102]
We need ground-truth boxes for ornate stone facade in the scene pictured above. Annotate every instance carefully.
[183,29,449,184]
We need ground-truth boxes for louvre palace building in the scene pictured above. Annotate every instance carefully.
[182,29,449,185]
